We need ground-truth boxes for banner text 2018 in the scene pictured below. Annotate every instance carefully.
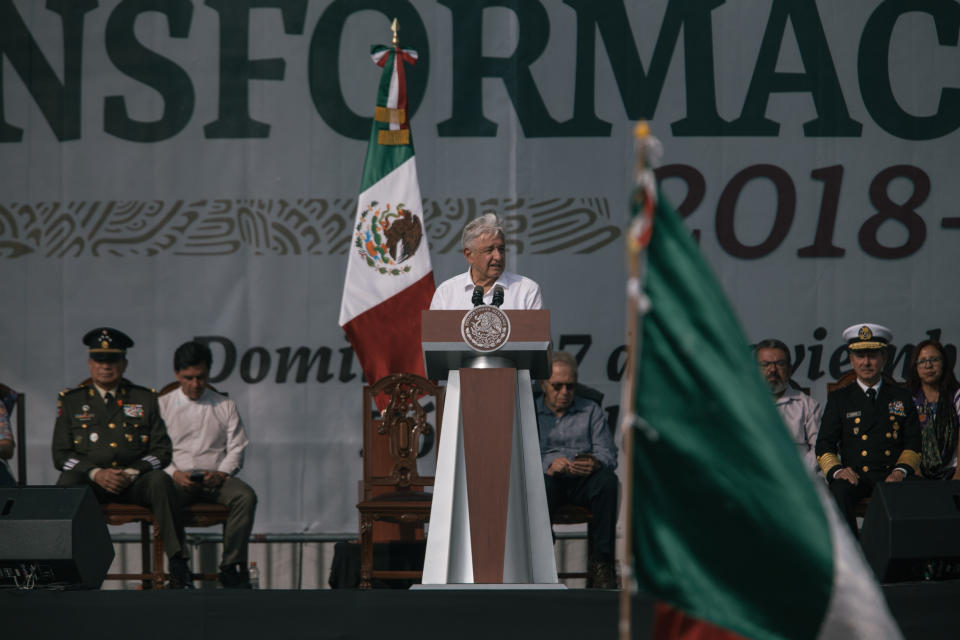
[2,0,958,142]
[658,163,960,260]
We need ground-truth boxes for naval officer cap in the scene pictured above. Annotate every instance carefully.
[842,323,892,351]
[83,327,134,362]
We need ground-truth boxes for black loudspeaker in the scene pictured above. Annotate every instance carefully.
[860,480,960,583]
[0,486,114,589]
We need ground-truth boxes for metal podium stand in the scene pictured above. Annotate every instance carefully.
[417,309,561,587]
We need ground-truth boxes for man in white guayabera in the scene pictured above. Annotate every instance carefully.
[430,212,542,310]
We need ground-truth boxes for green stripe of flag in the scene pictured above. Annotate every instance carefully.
[632,194,834,640]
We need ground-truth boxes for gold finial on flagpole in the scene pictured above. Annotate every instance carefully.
[633,120,650,140]
[632,119,662,188]
[391,18,399,46]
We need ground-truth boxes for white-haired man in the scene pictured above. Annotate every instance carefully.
[430,212,542,310]
[537,352,618,588]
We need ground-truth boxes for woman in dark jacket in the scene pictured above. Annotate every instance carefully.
[905,340,960,479]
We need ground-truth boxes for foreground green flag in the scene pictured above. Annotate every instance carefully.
[631,195,901,639]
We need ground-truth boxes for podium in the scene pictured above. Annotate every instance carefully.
[418,308,561,587]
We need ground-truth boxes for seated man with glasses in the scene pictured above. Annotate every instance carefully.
[755,339,822,473]
[537,351,618,588]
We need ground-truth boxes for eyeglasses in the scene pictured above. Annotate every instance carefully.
[550,382,576,391]
[917,357,942,368]
[758,360,789,370]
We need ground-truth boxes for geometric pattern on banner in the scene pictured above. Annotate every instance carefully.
[0,197,619,258]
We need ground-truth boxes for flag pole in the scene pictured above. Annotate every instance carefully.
[619,121,660,640]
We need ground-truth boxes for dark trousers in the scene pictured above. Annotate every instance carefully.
[829,473,879,535]
[57,469,186,559]
[175,477,257,568]
[0,463,14,487]
[829,471,918,536]
[543,467,619,558]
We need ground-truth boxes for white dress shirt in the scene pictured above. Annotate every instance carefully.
[774,386,823,472]
[429,270,543,310]
[855,378,881,396]
[159,387,248,476]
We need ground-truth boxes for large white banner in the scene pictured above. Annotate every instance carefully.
[2,0,958,532]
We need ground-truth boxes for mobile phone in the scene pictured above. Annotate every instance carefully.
[574,453,592,460]
[189,471,205,483]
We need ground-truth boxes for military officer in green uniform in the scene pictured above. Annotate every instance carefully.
[815,323,922,535]
[52,327,193,588]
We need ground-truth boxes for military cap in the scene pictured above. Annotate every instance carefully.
[842,323,892,351]
[83,327,134,362]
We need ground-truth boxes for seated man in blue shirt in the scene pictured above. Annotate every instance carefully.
[537,351,618,588]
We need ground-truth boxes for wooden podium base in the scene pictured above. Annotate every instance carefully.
[421,367,559,586]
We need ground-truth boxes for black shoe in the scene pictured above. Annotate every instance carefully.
[168,555,195,590]
[588,560,618,590]
[218,563,252,589]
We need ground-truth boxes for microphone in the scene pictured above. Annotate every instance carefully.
[491,285,504,308]
[471,285,484,307]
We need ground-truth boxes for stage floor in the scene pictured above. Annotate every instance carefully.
[1,580,957,639]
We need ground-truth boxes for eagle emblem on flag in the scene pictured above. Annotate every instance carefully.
[354,202,423,275]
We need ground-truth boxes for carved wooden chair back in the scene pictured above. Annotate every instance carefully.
[362,373,444,500]
[356,372,444,589]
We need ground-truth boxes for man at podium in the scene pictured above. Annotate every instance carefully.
[420,212,558,586]
[430,212,542,310]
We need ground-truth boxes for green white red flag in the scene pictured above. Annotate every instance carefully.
[339,42,434,384]
[626,151,902,639]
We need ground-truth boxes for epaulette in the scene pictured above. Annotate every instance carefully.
[122,381,157,395]
[59,385,88,397]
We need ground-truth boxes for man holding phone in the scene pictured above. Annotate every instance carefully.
[536,352,618,588]
[160,341,257,589]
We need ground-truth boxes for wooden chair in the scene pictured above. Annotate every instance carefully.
[101,502,233,588]
[100,504,165,588]
[356,373,444,589]
[552,503,593,580]
[0,383,25,486]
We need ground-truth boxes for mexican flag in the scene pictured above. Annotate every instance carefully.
[629,193,901,639]
[339,42,434,385]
